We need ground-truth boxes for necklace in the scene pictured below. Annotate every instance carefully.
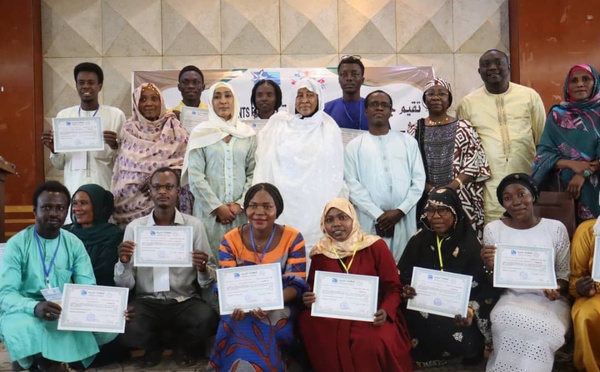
[249,224,277,263]
[427,117,448,126]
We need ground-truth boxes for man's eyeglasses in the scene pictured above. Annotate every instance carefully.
[150,184,177,191]
[424,207,451,217]
[367,101,392,109]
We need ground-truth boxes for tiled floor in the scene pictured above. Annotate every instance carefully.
[0,344,578,371]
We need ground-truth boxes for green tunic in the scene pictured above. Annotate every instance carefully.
[0,226,116,368]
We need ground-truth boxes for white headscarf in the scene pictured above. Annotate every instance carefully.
[181,82,255,186]
[253,77,345,253]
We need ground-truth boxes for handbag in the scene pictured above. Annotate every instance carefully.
[533,191,576,239]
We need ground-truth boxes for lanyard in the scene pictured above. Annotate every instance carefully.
[331,240,361,274]
[436,235,445,271]
[249,225,277,263]
[78,105,100,117]
[34,230,62,288]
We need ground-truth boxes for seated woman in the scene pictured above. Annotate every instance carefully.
[64,184,122,286]
[569,218,600,372]
[251,79,282,120]
[253,77,345,260]
[112,82,191,228]
[398,187,497,367]
[208,183,307,372]
[407,78,490,238]
[481,173,571,372]
[298,198,413,372]
[532,64,600,223]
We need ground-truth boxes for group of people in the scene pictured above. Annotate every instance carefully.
[1,49,600,372]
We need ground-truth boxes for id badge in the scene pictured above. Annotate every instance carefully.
[41,287,62,305]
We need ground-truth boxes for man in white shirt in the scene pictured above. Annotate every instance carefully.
[345,90,426,260]
[114,167,218,368]
[42,62,125,202]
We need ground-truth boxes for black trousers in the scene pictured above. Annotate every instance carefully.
[121,297,219,352]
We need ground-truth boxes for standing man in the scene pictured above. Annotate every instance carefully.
[325,55,369,130]
[169,65,207,120]
[41,62,125,204]
[457,49,546,223]
[0,181,117,371]
[115,167,218,368]
[345,90,426,261]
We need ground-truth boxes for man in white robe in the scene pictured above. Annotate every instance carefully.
[345,90,425,261]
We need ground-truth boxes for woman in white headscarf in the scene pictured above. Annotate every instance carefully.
[253,77,345,265]
[182,82,256,259]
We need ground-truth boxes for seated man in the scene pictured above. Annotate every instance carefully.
[570,218,600,372]
[115,167,218,368]
[0,181,117,372]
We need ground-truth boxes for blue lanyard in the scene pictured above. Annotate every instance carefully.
[249,225,276,263]
[78,105,100,117]
[34,230,62,288]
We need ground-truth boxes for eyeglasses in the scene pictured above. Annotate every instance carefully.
[150,184,177,191]
[341,54,362,61]
[424,91,449,98]
[424,207,451,217]
[367,101,392,109]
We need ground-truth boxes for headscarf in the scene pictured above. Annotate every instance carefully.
[111,83,189,227]
[181,82,255,186]
[253,77,345,251]
[565,64,598,103]
[65,184,123,286]
[496,173,540,206]
[423,77,453,106]
[420,187,471,240]
[310,198,380,259]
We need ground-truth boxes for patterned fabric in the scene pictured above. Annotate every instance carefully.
[111,83,191,228]
[422,121,456,186]
[532,64,600,222]
[423,77,452,93]
[484,218,571,372]
[408,119,490,239]
[208,225,307,372]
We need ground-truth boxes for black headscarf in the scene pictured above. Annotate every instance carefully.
[496,173,540,205]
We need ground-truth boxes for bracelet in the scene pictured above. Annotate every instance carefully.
[467,307,474,317]
[454,177,464,189]
[483,265,493,275]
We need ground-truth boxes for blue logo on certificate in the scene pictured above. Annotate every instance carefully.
[234,273,240,278]
[81,290,87,295]
[331,278,338,284]
[150,231,156,236]
[511,250,517,255]
[427,274,433,279]
[66,121,72,125]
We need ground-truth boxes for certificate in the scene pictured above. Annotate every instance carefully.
[134,226,193,267]
[180,106,209,134]
[406,267,472,318]
[591,237,600,281]
[57,284,129,333]
[311,271,379,322]
[52,117,104,152]
[493,244,556,289]
[217,263,283,315]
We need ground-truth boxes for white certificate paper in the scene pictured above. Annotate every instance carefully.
[217,263,284,315]
[57,284,129,333]
[52,117,104,152]
[493,244,556,289]
[590,237,600,282]
[134,226,193,267]
[311,271,379,322]
[406,267,472,318]
[180,106,209,134]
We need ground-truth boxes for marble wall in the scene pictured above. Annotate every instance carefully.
[42,0,509,177]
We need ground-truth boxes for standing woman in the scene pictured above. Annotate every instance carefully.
[253,77,345,260]
[532,64,600,223]
[482,173,570,372]
[112,83,191,228]
[182,81,256,258]
[208,183,307,372]
[298,198,413,372]
[251,79,282,120]
[407,78,490,238]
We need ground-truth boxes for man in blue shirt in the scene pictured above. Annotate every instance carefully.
[324,55,369,130]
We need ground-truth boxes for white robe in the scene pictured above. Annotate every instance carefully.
[344,131,425,261]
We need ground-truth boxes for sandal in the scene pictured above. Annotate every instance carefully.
[174,350,197,367]
[137,349,163,368]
